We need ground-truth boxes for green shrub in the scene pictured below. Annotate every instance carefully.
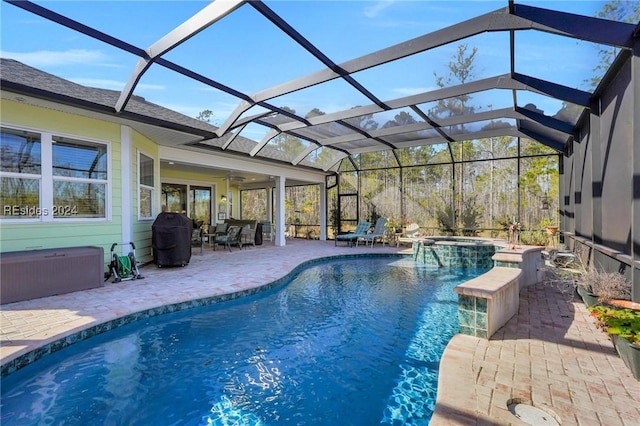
[588,306,640,345]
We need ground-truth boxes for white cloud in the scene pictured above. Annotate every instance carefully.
[363,0,396,18]
[0,49,113,67]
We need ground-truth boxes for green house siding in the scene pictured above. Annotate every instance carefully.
[0,99,160,269]
[131,133,158,264]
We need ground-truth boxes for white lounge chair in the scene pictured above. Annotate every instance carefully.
[397,223,421,246]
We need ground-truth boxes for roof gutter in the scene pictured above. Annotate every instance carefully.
[1,79,217,139]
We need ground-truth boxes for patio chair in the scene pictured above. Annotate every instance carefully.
[335,221,371,247]
[191,228,204,254]
[212,222,228,236]
[398,223,421,246]
[213,226,242,252]
[356,217,388,247]
[205,223,228,248]
[261,221,273,242]
[546,248,577,268]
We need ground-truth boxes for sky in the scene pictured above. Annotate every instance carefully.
[0,1,611,139]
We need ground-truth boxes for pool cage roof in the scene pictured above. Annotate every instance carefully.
[4,0,638,175]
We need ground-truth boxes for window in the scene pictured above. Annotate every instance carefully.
[1,128,42,219]
[52,136,107,218]
[190,186,211,226]
[139,152,154,219]
[162,183,187,213]
[0,126,109,221]
[240,188,267,220]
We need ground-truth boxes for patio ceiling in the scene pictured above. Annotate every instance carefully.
[5,0,638,174]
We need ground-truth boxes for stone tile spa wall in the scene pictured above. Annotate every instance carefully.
[412,239,498,269]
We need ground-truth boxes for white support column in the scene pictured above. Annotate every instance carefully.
[275,176,286,246]
[120,125,133,249]
[225,178,230,218]
[319,181,327,241]
[268,186,274,223]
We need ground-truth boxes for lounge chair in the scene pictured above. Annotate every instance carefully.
[285,224,295,240]
[545,248,577,268]
[398,223,421,246]
[335,221,371,247]
[356,217,388,247]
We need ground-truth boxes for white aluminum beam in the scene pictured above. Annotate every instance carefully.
[250,129,280,157]
[116,0,246,112]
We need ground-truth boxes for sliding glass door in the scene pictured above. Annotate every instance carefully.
[190,186,211,227]
[161,183,212,227]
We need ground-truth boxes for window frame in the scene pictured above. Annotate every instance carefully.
[51,134,108,220]
[0,127,43,220]
[0,124,111,223]
[138,150,155,221]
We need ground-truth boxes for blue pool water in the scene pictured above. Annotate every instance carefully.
[1,256,487,425]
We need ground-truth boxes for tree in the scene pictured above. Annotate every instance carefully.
[597,0,640,22]
[305,107,325,118]
[430,43,478,124]
[267,106,306,157]
[195,109,213,123]
[429,43,479,231]
[353,112,378,131]
[382,111,417,128]
[588,0,640,88]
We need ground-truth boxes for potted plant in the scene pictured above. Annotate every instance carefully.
[384,217,400,233]
[588,305,640,379]
[507,220,521,249]
[384,218,400,246]
[540,218,558,236]
[460,197,482,237]
[575,264,631,307]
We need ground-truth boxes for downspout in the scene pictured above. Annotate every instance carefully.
[121,125,133,247]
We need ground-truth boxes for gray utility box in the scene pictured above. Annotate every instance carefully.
[1,246,104,304]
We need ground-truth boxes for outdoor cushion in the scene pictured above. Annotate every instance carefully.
[335,221,371,247]
[214,226,242,251]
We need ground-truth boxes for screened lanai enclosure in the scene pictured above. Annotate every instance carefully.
[326,136,559,238]
[2,0,639,300]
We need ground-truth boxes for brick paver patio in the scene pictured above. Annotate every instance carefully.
[432,282,639,425]
[1,239,638,424]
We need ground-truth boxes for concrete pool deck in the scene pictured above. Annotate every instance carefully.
[1,239,638,424]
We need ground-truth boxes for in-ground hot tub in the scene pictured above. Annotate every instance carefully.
[412,237,501,268]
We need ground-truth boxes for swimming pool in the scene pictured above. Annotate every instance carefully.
[0,256,487,425]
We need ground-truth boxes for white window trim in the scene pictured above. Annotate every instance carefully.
[138,149,155,221]
[0,123,112,223]
[160,178,215,221]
